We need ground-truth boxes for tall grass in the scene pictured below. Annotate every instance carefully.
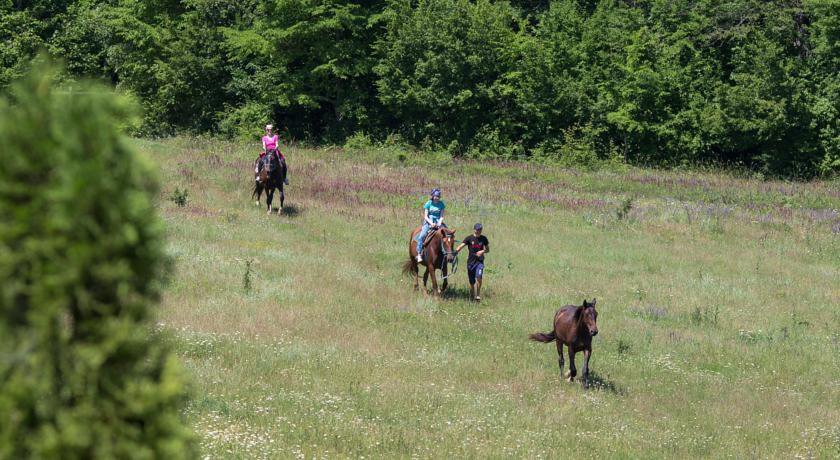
[140,138,839,458]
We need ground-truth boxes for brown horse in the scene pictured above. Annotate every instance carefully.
[402,226,456,296]
[252,150,287,214]
[530,299,599,388]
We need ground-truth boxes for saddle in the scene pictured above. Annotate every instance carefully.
[420,224,447,248]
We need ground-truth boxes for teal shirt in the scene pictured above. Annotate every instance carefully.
[424,199,445,223]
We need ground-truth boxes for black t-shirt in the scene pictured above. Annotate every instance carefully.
[462,234,489,265]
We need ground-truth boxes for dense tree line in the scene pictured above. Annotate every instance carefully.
[2,0,838,176]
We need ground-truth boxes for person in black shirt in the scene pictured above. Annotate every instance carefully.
[455,223,490,302]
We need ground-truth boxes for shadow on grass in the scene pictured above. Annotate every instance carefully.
[280,203,303,217]
[441,285,474,302]
[585,371,625,395]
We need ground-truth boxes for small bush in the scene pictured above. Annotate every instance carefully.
[617,339,631,356]
[616,197,634,220]
[344,131,375,151]
[170,187,189,207]
[690,305,720,327]
[243,259,253,293]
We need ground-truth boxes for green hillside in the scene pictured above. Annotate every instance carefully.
[143,138,839,458]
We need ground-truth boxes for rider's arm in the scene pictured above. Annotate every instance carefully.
[262,138,268,152]
[423,208,434,226]
[437,209,445,226]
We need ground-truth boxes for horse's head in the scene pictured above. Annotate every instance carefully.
[267,150,281,170]
[440,228,456,263]
[580,298,598,336]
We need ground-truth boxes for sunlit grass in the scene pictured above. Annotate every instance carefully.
[138,137,839,458]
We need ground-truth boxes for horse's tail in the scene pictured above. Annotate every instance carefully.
[402,257,418,276]
[529,331,556,343]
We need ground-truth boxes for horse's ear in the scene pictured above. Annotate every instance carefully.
[592,298,597,306]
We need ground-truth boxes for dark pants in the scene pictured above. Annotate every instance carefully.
[467,262,484,285]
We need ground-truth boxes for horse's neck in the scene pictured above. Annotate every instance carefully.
[426,233,442,258]
[573,311,590,339]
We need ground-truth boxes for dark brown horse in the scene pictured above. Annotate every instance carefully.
[402,226,456,296]
[530,299,599,388]
[252,149,287,214]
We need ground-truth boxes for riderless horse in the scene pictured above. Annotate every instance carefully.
[530,299,599,388]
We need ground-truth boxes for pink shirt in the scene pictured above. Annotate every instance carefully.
[262,134,279,150]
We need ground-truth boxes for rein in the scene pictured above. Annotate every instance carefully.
[439,236,459,280]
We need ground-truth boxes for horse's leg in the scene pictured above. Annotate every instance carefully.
[422,266,430,296]
[429,262,440,296]
[278,183,285,214]
[582,347,592,389]
[440,263,448,293]
[567,347,577,382]
[413,262,420,291]
[556,341,564,374]
[252,182,262,206]
[266,186,274,214]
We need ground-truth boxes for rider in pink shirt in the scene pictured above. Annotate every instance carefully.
[262,128,279,152]
[255,124,288,185]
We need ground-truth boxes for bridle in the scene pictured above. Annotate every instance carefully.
[439,230,459,280]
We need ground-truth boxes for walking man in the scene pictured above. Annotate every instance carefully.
[456,223,490,302]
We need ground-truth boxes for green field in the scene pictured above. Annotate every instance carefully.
[140,138,839,458]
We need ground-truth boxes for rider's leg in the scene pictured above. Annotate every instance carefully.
[416,223,430,261]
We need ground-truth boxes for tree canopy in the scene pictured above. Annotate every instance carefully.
[2,0,838,176]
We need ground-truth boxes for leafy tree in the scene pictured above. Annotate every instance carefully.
[375,0,521,153]
[2,0,837,176]
[806,0,840,175]
[221,0,386,140]
[0,63,195,458]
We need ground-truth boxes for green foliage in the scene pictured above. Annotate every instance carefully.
[616,196,634,221]
[0,64,195,458]
[375,0,520,153]
[170,187,189,207]
[242,259,253,293]
[1,0,839,176]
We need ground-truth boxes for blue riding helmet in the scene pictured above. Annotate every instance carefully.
[431,188,441,198]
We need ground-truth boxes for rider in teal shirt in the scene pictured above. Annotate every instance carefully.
[416,188,445,262]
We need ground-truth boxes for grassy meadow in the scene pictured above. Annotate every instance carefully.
[138,138,839,458]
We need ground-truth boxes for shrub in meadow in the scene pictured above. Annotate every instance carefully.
[0,63,195,458]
